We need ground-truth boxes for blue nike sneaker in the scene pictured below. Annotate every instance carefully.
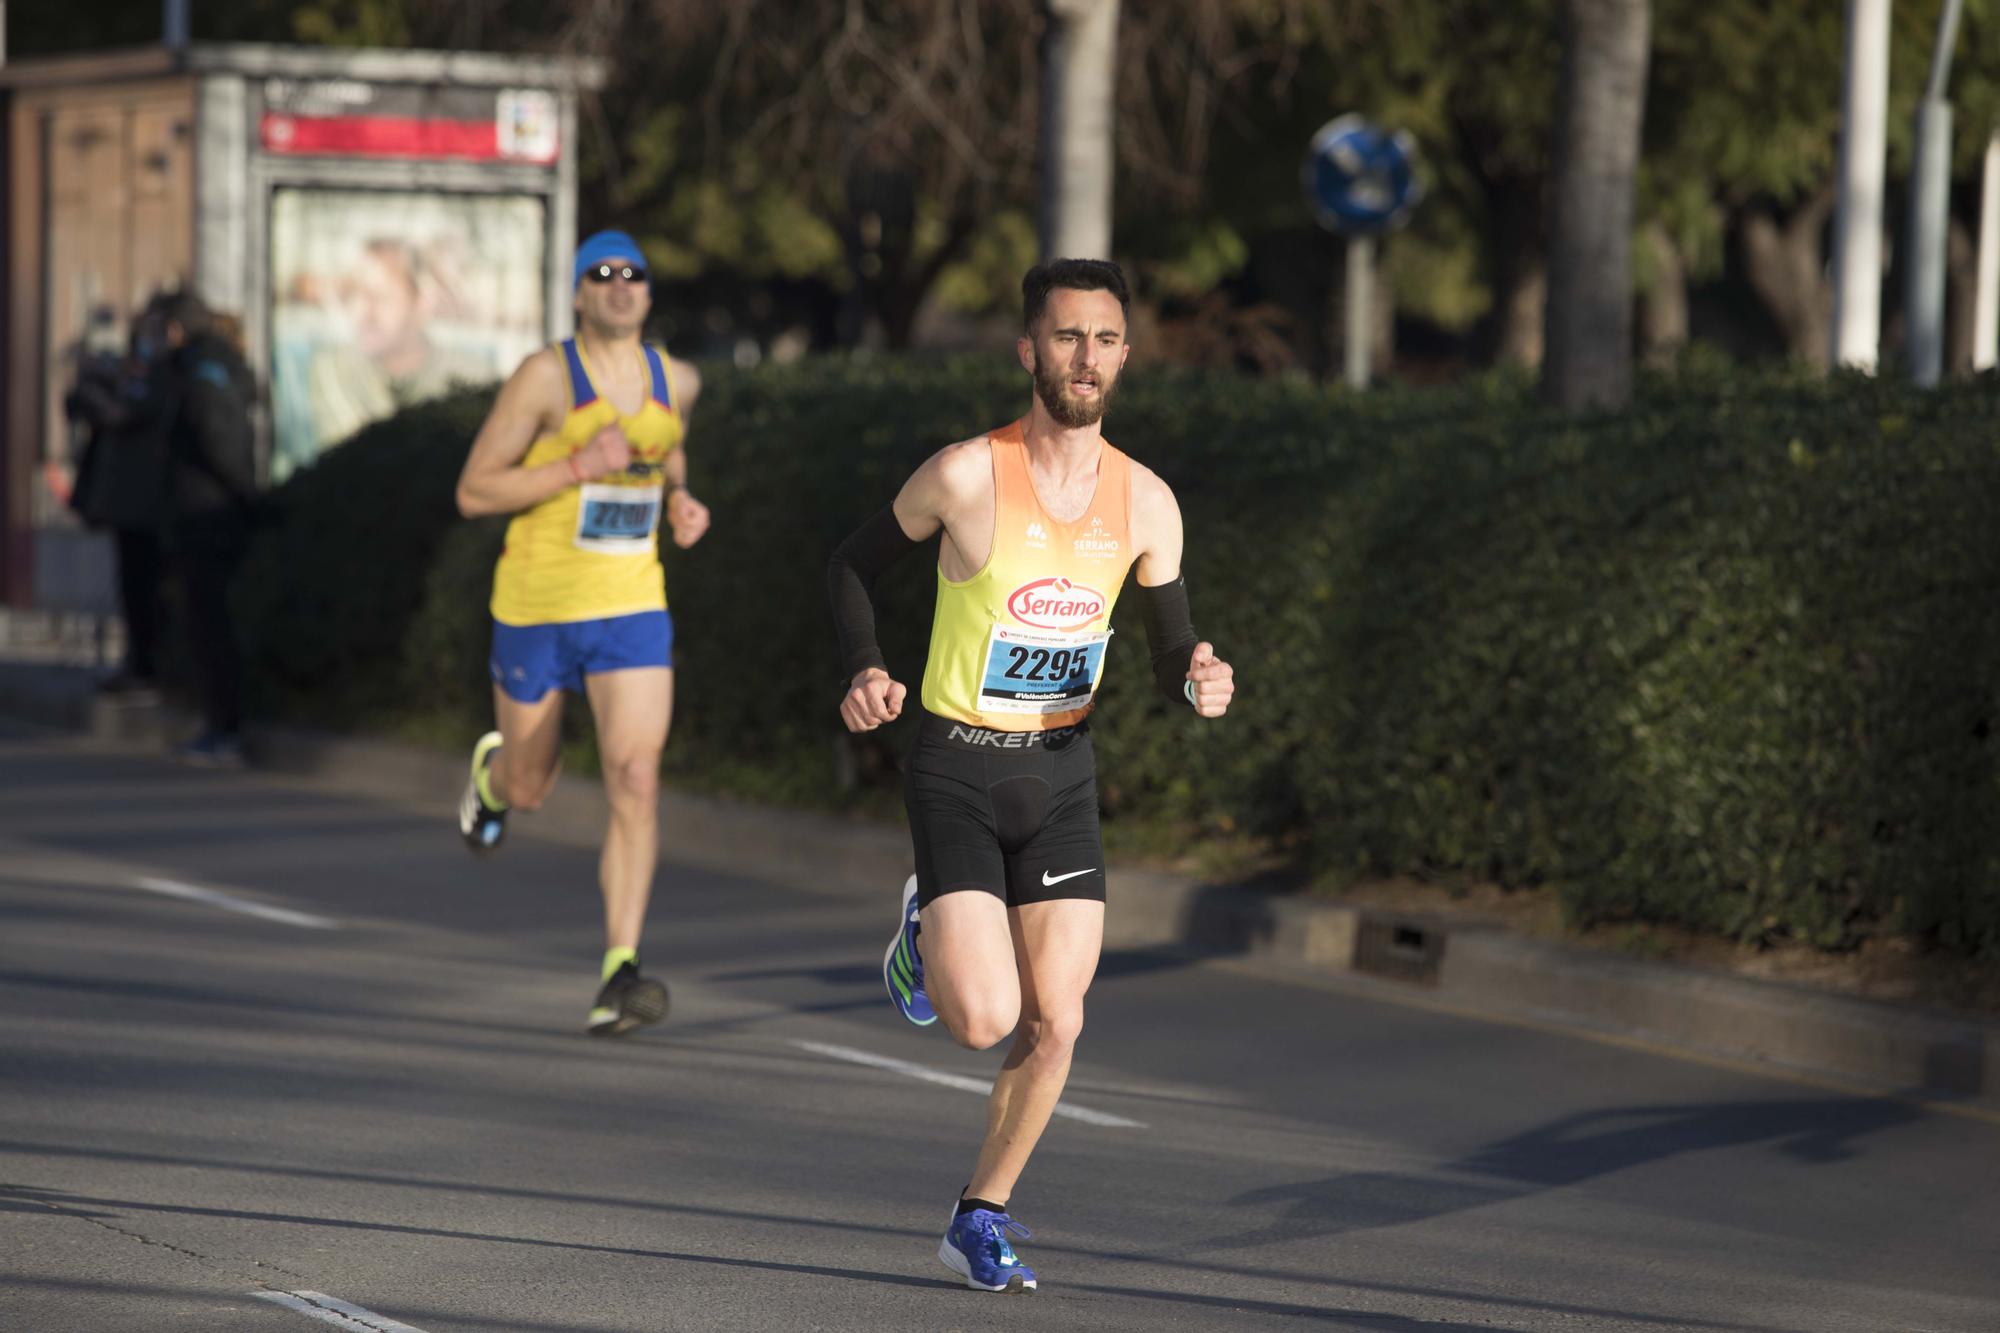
[882,874,936,1026]
[939,1205,1037,1293]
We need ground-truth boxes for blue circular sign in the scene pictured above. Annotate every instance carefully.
[1303,115,1423,235]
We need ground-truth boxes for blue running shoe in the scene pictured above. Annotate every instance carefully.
[939,1206,1037,1293]
[882,874,936,1026]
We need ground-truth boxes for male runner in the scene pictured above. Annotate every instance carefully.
[827,258,1234,1291]
[453,229,709,1036]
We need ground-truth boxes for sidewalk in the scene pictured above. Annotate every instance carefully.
[4,655,1996,1115]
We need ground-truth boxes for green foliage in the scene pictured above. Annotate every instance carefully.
[932,212,1041,316]
[238,359,2000,961]
[235,390,497,728]
[1273,364,2000,958]
[287,0,416,47]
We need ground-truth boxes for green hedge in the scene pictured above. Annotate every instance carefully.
[237,358,2000,958]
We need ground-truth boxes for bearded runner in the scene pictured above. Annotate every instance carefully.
[827,258,1236,1293]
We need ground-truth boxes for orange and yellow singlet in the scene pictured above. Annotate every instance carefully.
[921,420,1137,730]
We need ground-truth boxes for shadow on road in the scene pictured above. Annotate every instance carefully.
[1195,1095,1920,1252]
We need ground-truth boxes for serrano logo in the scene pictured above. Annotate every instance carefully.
[1007,577,1106,630]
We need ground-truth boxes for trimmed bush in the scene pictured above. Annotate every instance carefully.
[237,358,2000,958]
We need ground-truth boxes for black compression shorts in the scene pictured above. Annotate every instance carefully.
[904,711,1106,909]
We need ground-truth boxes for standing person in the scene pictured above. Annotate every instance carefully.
[65,305,170,699]
[139,291,261,766]
[453,231,710,1037]
[827,259,1235,1292]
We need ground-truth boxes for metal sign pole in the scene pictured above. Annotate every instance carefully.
[1303,115,1420,391]
[1906,0,1964,385]
[1346,236,1374,388]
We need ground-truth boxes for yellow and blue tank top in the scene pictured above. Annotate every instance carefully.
[490,338,684,626]
[921,419,1137,730]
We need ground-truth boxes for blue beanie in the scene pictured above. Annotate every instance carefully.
[573,229,643,288]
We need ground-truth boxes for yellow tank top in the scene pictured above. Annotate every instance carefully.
[490,338,684,626]
[921,419,1136,730]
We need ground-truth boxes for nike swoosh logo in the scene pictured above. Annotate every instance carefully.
[1041,869,1095,886]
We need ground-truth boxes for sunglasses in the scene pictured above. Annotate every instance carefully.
[583,263,648,284]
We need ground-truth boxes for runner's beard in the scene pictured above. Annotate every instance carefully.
[1034,356,1117,428]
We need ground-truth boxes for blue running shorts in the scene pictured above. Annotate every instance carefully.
[489,610,674,703]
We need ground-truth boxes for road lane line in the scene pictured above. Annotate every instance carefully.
[252,1291,428,1331]
[791,1039,1146,1128]
[134,876,337,930]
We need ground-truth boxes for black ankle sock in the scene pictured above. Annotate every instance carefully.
[957,1194,1007,1216]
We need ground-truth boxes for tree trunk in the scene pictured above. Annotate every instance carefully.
[1639,221,1688,368]
[879,208,983,349]
[1543,0,1652,410]
[1946,215,1977,376]
[1040,0,1120,259]
[1496,263,1548,369]
[837,143,917,348]
[1485,179,1547,369]
[1738,179,1837,369]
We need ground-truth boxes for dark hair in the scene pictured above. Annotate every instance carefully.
[145,288,214,341]
[1022,258,1130,332]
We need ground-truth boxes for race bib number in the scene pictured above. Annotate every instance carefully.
[977,624,1111,716]
[574,483,661,554]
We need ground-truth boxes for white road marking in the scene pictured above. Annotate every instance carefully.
[252,1290,428,1331]
[791,1039,1145,1128]
[134,876,337,930]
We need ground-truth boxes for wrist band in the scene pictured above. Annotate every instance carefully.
[1184,679,1198,707]
[567,455,584,484]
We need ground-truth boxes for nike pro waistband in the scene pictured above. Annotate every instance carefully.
[916,709,1092,753]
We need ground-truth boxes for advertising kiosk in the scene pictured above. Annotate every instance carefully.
[1,42,603,609]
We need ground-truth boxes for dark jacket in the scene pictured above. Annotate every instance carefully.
[161,333,259,544]
[66,357,170,533]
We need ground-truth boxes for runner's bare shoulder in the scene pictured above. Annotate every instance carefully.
[1128,457,1180,527]
[488,345,570,430]
[924,432,996,505]
[508,344,568,398]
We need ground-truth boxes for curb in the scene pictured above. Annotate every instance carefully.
[1437,931,2000,1106]
[3,659,1995,1113]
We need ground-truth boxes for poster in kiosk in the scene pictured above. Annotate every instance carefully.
[258,76,564,482]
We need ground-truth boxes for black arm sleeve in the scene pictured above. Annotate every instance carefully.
[828,505,924,683]
[1138,576,1199,707]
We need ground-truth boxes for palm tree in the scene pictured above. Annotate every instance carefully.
[1040,0,1122,259]
[1543,0,1652,409]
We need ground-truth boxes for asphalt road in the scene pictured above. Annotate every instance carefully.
[2,724,1996,1332]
